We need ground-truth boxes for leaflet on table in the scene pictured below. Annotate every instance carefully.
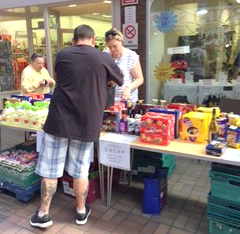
[221,148,240,162]
[99,133,138,171]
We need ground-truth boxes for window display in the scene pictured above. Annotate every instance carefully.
[149,0,240,106]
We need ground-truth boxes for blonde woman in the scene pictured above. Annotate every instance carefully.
[105,28,144,102]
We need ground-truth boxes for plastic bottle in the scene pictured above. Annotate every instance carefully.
[119,109,128,134]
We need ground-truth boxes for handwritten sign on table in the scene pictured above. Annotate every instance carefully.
[99,133,138,171]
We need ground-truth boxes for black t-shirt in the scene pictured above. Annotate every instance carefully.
[43,45,123,142]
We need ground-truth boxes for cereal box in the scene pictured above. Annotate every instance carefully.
[140,112,174,146]
[217,117,228,139]
[227,126,240,149]
[181,112,209,143]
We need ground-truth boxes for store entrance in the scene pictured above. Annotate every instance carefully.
[49,1,112,51]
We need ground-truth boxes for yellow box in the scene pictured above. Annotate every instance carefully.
[181,112,209,143]
[197,107,220,116]
[197,107,220,127]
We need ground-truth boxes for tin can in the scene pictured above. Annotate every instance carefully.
[127,118,135,135]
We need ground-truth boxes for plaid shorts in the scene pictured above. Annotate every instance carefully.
[35,132,94,179]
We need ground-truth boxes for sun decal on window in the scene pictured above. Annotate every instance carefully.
[155,11,177,33]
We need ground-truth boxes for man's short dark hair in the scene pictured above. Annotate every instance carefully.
[31,53,43,62]
[73,24,95,41]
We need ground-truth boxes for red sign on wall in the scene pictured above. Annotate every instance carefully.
[122,0,138,6]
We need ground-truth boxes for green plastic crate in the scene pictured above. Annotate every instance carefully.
[132,150,176,182]
[162,154,176,168]
[211,163,240,176]
[0,165,40,188]
[0,144,40,188]
[167,161,176,178]
[209,171,240,203]
[208,193,240,223]
[208,215,240,234]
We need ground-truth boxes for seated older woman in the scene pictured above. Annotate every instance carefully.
[21,53,55,94]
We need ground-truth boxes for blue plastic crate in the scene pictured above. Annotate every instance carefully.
[143,168,168,215]
[0,179,41,202]
[209,171,240,203]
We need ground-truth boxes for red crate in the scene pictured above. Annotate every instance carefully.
[61,174,100,204]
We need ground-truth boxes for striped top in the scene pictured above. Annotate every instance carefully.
[106,47,139,102]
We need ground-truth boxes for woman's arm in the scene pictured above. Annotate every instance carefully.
[122,59,144,100]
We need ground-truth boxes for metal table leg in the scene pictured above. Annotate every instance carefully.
[129,148,134,185]
[97,142,105,202]
[107,166,113,207]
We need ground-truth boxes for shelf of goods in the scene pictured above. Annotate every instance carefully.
[0,41,14,91]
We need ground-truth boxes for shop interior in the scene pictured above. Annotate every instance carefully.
[0,1,112,92]
[149,0,240,106]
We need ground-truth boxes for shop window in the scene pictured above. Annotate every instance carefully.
[149,0,240,107]
[0,18,29,91]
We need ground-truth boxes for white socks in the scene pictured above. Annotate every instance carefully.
[77,206,86,214]
[38,211,47,217]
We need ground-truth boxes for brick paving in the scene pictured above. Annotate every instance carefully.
[0,128,209,234]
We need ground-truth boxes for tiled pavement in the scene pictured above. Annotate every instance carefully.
[0,128,210,234]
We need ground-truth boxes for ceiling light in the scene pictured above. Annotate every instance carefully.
[196,9,208,15]
[102,15,112,18]
[196,2,208,15]
[92,13,100,15]
[236,0,240,3]
[68,4,77,7]
[103,1,112,3]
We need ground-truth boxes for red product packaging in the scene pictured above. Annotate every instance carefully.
[25,93,44,100]
[167,103,197,115]
[140,112,174,146]
[172,73,185,83]
[106,102,124,118]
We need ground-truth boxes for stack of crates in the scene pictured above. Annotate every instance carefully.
[132,149,176,182]
[0,41,14,91]
[208,162,240,234]
[0,144,41,202]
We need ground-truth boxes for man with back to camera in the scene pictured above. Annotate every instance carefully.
[30,24,123,228]
[21,53,55,94]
